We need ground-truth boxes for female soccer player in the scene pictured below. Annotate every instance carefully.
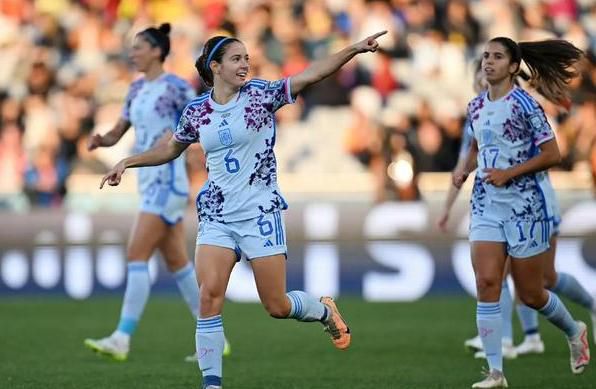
[99,31,387,388]
[440,63,596,360]
[85,23,230,362]
[453,37,590,388]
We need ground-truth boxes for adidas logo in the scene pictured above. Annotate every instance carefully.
[484,120,490,126]
[264,240,274,247]
[219,119,229,127]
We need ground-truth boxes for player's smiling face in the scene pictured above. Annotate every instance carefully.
[482,41,518,84]
[214,41,250,89]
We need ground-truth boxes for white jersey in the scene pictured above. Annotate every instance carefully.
[468,86,555,222]
[123,73,195,194]
[174,78,295,223]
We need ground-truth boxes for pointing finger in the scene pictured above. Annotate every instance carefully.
[100,175,109,189]
[370,30,388,40]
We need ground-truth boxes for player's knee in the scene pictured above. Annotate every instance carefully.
[542,272,557,289]
[199,286,224,314]
[475,276,501,299]
[263,298,291,319]
[164,257,188,272]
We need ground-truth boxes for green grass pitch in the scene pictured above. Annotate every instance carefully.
[1,296,594,388]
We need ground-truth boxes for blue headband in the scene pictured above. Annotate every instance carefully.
[205,38,232,72]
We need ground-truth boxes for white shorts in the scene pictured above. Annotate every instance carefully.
[197,211,287,260]
[140,185,188,225]
[470,212,550,259]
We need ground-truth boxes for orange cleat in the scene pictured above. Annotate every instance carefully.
[320,297,351,350]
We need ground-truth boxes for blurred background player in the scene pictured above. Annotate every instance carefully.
[84,23,229,362]
[98,31,387,389]
[454,37,589,388]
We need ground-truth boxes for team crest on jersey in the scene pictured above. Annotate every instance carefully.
[482,128,494,144]
[528,113,544,129]
[218,128,233,146]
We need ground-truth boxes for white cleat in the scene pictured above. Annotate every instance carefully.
[204,386,222,389]
[471,369,508,388]
[474,343,517,360]
[515,336,545,355]
[568,321,590,374]
[465,335,484,352]
[84,335,129,361]
[185,337,232,362]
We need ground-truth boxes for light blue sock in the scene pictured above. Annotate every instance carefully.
[477,302,503,372]
[117,261,151,335]
[550,273,594,311]
[172,262,199,317]
[196,315,224,388]
[538,291,579,338]
[516,303,539,336]
[499,281,513,343]
[286,290,328,322]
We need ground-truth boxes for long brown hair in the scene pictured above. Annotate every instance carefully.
[489,37,584,104]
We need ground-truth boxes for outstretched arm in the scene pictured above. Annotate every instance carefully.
[290,31,387,96]
[88,118,131,150]
[100,136,189,189]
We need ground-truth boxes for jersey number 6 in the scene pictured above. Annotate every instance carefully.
[224,149,240,173]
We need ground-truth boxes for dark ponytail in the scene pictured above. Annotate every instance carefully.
[195,36,240,87]
[489,37,584,104]
[138,23,172,62]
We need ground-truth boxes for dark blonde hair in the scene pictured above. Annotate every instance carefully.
[489,37,584,104]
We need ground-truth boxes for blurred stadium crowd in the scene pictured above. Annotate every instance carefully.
[0,0,594,207]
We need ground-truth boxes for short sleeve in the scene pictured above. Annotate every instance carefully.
[526,106,554,147]
[253,78,295,113]
[174,104,200,144]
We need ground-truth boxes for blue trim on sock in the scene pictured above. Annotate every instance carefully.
[539,293,557,316]
[197,316,223,333]
[203,375,222,387]
[127,262,148,272]
[198,317,222,323]
[117,317,138,335]
[286,291,303,318]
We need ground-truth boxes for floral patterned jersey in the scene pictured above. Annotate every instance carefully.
[122,73,195,194]
[467,86,555,222]
[174,78,294,223]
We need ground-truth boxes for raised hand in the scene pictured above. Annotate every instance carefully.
[88,133,103,151]
[100,161,126,189]
[354,30,387,53]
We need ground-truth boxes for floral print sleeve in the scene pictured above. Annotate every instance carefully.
[527,105,554,147]
[252,78,295,113]
[174,104,200,144]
